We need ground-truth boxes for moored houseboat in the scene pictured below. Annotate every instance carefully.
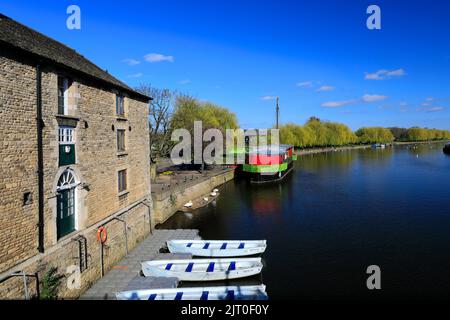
[241,144,296,184]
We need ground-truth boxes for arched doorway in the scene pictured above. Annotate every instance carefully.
[56,169,78,239]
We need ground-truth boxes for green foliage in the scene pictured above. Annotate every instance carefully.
[40,267,64,300]
[280,118,356,147]
[406,127,450,141]
[355,127,395,144]
[171,95,238,133]
[388,127,450,142]
[280,119,450,147]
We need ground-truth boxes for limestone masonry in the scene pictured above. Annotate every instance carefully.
[0,14,152,298]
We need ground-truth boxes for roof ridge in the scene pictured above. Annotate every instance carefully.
[0,13,149,101]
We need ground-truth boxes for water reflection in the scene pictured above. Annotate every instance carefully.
[159,143,450,299]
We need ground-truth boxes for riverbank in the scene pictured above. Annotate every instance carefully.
[393,140,450,145]
[294,140,450,155]
[151,167,235,225]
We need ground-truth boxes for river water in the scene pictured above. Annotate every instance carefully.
[158,143,450,299]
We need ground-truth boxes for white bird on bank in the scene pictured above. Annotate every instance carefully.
[213,189,219,192]
[210,191,217,197]
[203,197,209,202]
[184,201,193,208]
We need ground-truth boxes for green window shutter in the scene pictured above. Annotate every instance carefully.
[59,144,76,166]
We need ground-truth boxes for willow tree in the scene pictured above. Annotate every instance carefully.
[406,127,450,141]
[171,95,238,132]
[355,127,394,143]
[280,118,355,147]
[171,95,238,169]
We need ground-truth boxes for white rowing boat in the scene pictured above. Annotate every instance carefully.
[167,240,267,257]
[141,258,263,281]
[116,285,267,300]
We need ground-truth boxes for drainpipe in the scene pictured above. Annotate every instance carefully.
[36,63,45,253]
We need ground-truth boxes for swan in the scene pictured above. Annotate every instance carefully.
[184,201,193,208]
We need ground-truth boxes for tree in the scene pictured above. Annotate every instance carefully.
[355,127,394,143]
[171,95,238,133]
[136,84,175,163]
[406,127,450,141]
[171,95,238,170]
[279,123,299,146]
[279,118,356,147]
[388,127,409,141]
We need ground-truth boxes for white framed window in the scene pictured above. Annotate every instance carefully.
[57,169,78,191]
[58,126,75,144]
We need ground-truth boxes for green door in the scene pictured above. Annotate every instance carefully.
[57,188,75,239]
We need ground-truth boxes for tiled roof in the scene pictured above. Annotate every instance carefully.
[0,14,150,101]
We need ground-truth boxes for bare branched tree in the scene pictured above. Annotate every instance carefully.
[136,84,175,163]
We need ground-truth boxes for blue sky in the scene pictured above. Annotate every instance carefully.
[1,0,449,130]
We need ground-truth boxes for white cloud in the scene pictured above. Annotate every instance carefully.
[364,68,406,80]
[122,58,140,66]
[316,85,335,92]
[399,102,408,107]
[296,81,313,88]
[261,95,277,101]
[386,69,406,76]
[426,106,445,112]
[178,79,191,85]
[321,94,388,108]
[127,73,143,78]
[425,97,435,101]
[321,99,357,108]
[144,53,174,63]
[362,94,388,102]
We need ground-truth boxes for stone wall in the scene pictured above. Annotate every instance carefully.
[152,169,235,224]
[0,51,152,299]
[0,202,151,299]
[0,54,40,272]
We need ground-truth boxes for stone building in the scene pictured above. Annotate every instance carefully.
[0,14,153,299]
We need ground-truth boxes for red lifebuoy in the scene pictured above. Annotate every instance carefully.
[97,226,107,244]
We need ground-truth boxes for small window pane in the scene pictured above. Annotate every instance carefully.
[59,127,75,144]
[116,94,124,115]
[117,129,125,151]
[118,170,127,192]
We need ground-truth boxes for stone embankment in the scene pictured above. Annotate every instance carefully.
[151,167,235,224]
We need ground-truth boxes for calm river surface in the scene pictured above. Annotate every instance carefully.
[159,143,450,299]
